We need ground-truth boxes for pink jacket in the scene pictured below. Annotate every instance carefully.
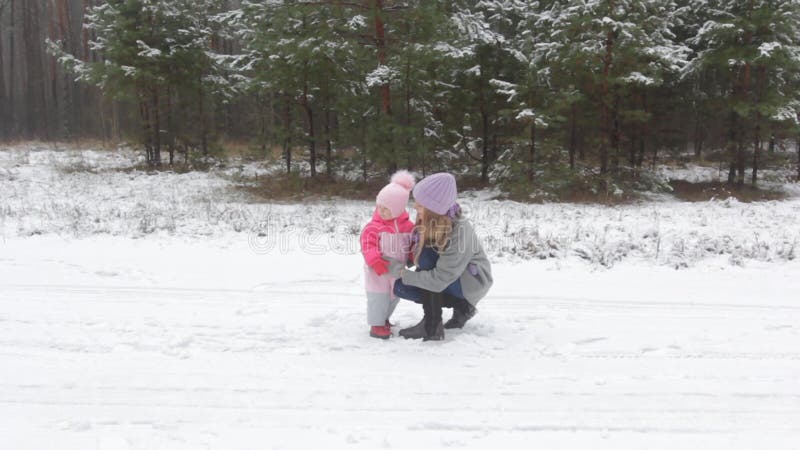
[360,209,415,292]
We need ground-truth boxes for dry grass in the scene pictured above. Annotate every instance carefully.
[215,139,285,160]
[7,140,796,204]
[669,180,788,202]
[504,187,641,205]
[243,173,383,202]
[0,138,120,151]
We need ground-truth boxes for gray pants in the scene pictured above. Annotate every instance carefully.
[366,291,400,326]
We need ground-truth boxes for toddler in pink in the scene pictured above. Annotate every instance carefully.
[360,170,416,339]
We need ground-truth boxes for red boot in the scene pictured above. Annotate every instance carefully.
[370,325,391,339]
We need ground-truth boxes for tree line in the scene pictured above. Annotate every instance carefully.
[2,0,800,189]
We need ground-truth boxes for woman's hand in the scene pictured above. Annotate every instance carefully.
[384,258,407,279]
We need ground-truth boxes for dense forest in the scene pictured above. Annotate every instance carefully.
[1,0,799,192]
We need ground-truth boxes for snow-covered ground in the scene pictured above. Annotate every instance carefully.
[1,144,800,449]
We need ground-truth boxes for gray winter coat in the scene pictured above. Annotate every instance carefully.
[388,218,493,305]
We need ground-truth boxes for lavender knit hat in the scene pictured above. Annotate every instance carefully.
[412,172,457,215]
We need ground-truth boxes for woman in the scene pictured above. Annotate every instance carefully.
[387,172,493,341]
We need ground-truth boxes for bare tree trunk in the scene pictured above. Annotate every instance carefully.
[374,0,391,116]
[199,79,208,156]
[420,119,427,176]
[324,82,333,178]
[374,0,395,172]
[82,0,97,137]
[60,0,74,138]
[599,30,615,176]
[361,119,368,183]
[735,9,753,187]
[628,134,637,168]
[752,117,760,186]
[259,94,268,155]
[167,84,174,165]
[651,144,659,170]
[727,110,737,184]
[479,77,489,182]
[152,88,161,165]
[23,0,47,137]
[640,129,648,172]
[491,131,498,170]
[8,0,16,136]
[751,65,766,186]
[693,111,703,160]
[301,66,316,178]
[637,92,648,170]
[112,96,120,141]
[0,1,7,139]
[325,108,332,178]
[767,129,775,154]
[83,0,91,60]
[404,58,412,170]
[736,137,745,187]
[48,8,59,135]
[627,93,638,167]
[610,91,621,174]
[305,103,316,178]
[568,103,577,170]
[283,97,292,175]
[139,94,153,164]
[270,92,278,155]
[600,96,611,175]
[528,121,536,183]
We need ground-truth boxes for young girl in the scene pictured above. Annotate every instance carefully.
[389,172,493,341]
[360,170,416,339]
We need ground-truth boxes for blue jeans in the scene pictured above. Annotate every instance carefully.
[393,247,465,303]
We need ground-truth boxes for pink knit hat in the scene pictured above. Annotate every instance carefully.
[376,170,416,218]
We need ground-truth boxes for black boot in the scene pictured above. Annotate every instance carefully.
[423,291,444,341]
[399,298,430,339]
[399,291,445,340]
[398,316,427,339]
[444,297,477,329]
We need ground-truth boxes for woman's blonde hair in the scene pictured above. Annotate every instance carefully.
[413,206,458,265]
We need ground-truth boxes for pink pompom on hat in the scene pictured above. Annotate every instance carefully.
[376,170,416,218]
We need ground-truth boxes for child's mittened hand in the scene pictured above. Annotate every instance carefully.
[386,259,406,278]
[371,259,389,276]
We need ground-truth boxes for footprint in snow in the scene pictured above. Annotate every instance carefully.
[573,337,608,345]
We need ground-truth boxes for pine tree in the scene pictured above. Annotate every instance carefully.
[496,0,553,181]
[444,0,521,182]
[535,0,689,181]
[382,1,453,174]
[361,0,454,176]
[685,0,800,186]
[231,1,368,177]
[50,0,228,165]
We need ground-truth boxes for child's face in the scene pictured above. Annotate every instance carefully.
[378,205,393,220]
